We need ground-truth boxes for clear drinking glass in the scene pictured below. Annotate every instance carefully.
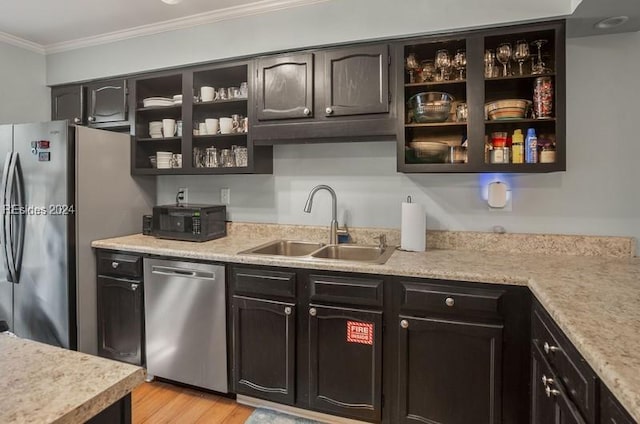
[220,149,235,167]
[405,53,420,83]
[484,49,496,78]
[205,147,219,168]
[193,147,204,167]
[453,49,466,80]
[531,39,551,74]
[420,60,436,82]
[435,49,451,81]
[234,146,248,167]
[514,40,530,76]
[496,43,512,77]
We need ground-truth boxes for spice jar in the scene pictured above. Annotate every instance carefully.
[533,77,553,119]
[540,143,556,163]
[490,147,510,164]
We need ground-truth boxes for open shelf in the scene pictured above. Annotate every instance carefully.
[193,133,247,139]
[405,80,466,88]
[195,99,247,106]
[136,136,182,142]
[485,73,555,82]
[136,104,182,112]
[485,119,555,125]
[406,122,467,128]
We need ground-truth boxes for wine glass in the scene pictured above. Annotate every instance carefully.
[531,39,551,74]
[435,49,451,81]
[514,40,530,76]
[484,49,496,78]
[496,43,512,77]
[420,60,436,82]
[453,49,467,80]
[405,53,420,83]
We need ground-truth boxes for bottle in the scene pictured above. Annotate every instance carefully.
[525,128,538,164]
[511,129,524,164]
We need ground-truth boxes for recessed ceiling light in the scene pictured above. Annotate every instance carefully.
[595,16,629,29]
[161,0,183,4]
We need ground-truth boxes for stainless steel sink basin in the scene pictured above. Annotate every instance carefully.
[239,240,325,256]
[239,240,396,264]
[310,244,396,264]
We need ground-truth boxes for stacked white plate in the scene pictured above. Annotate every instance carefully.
[149,121,163,138]
[143,97,174,107]
[156,151,173,169]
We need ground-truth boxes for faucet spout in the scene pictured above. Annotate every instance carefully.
[303,185,338,245]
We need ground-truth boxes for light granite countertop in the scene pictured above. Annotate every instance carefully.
[0,335,145,424]
[92,231,640,422]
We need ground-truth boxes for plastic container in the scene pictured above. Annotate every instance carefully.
[525,128,538,164]
[511,129,524,164]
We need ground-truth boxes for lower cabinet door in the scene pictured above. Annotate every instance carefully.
[97,276,143,365]
[308,304,382,422]
[532,344,559,424]
[397,315,503,424]
[232,296,296,405]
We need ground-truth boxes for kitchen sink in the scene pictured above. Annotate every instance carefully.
[239,240,396,264]
[310,244,396,264]
[239,240,325,256]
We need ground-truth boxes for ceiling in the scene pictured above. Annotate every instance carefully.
[0,0,638,54]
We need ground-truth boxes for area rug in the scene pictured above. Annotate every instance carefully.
[244,408,323,424]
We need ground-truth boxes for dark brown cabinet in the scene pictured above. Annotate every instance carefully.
[601,385,636,424]
[308,304,382,422]
[232,295,296,405]
[256,53,314,121]
[97,275,143,366]
[323,44,389,117]
[397,315,503,424]
[51,85,84,124]
[86,79,129,126]
[252,43,396,142]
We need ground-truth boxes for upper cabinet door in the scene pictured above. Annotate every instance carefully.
[86,79,128,125]
[323,44,389,117]
[256,53,314,121]
[51,85,84,124]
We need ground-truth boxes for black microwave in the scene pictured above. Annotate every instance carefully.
[152,204,226,242]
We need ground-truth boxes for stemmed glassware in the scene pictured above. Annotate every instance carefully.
[405,53,420,83]
[531,39,552,74]
[452,49,467,80]
[514,40,530,76]
[496,43,512,77]
[435,49,451,81]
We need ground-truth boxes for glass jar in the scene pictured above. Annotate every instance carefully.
[533,77,553,119]
[540,144,556,163]
[490,147,510,164]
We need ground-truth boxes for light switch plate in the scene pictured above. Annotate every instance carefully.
[220,188,230,205]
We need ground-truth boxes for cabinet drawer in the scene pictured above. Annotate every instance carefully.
[400,282,503,318]
[532,302,598,424]
[309,274,383,307]
[231,267,296,299]
[97,252,142,278]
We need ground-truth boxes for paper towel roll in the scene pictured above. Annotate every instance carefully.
[401,201,426,252]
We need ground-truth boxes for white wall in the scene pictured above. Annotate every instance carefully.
[0,41,48,123]
[45,0,571,85]
[156,31,640,249]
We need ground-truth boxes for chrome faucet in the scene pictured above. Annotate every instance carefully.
[304,185,338,245]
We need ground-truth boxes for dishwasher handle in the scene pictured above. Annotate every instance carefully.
[151,265,217,280]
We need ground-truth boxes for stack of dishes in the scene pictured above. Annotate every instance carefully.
[172,94,182,105]
[149,121,163,138]
[156,152,173,169]
[143,97,173,107]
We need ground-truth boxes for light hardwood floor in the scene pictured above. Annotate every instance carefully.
[132,381,254,424]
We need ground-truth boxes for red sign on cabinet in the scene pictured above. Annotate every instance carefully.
[346,321,374,345]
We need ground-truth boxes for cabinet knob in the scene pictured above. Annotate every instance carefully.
[545,385,560,398]
[73,117,82,124]
[131,283,138,291]
[284,306,292,316]
[445,297,455,307]
[543,341,560,354]
[309,307,317,316]
[88,116,96,123]
[111,261,119,269]
[400,319,409,329]
[325,107,333,115]
[541,375,554,386]
[303,107,311,116]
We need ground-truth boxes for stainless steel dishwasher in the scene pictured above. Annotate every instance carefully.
[143,258,227,393]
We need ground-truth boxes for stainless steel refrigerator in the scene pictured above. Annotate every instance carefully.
[0,121,155,354]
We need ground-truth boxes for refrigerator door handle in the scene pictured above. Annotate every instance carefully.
[11,154,25,282]
[1,152,17,283]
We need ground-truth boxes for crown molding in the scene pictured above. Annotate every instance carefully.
[0,31,45,55]
[44,0,331,54]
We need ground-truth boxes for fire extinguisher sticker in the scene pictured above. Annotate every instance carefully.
[346,321,374,345]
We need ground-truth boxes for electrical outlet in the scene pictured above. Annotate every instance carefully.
[220,188,231,205]
[177,187,188,204]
